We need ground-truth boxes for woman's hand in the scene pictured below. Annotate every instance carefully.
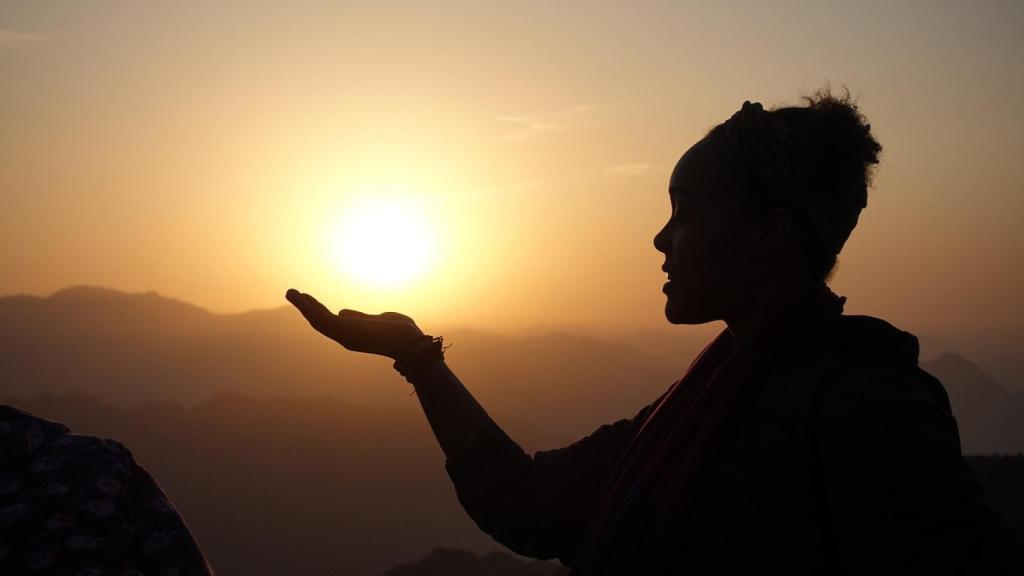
[285,289,425,360]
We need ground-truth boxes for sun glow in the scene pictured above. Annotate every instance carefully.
[327,194,439,290]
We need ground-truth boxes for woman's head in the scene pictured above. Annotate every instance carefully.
[653,89,882,325]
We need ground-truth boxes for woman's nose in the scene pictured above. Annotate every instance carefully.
[653,222,669,253]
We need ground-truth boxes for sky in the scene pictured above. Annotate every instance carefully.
[2,0,1023,341]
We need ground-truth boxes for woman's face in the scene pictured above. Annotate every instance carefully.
[654,134,756,325]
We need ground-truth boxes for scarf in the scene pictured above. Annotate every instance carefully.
[573,284,847,575]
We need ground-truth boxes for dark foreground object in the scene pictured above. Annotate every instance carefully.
[0,405,212,575]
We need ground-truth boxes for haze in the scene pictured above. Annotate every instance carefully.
[3,0,1022,344]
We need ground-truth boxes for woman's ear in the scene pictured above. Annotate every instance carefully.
[752,208,793,255]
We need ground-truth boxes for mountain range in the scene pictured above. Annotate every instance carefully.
[1,286,1021,453]
[1,286,1022,574]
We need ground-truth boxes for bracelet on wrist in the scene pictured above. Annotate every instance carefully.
[393,334,447,383]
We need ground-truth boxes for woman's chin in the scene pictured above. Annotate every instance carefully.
[663,300,690,324]
[664,298,715,325]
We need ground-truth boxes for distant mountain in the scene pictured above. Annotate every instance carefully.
[2,393,1019,576]
[1,392,501,576]
[917,327,1024,395]
[382,547,568,576]
[1,286,1022,452]
[922,353,1024,455]
[1,288,1021,573]
[0,286,684,447]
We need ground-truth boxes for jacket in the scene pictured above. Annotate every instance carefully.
[444,314,1021,574]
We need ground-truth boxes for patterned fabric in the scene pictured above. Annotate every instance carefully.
[0,405,212,575]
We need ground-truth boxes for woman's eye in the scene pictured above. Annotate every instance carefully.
[669,197,686,222]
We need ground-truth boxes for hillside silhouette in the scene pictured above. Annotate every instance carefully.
[3,392,1020,576]
[1,286,1021,452]
[927,353,1024,454]
[1,392,500,576]
[2,288,1023,573]
[0,286,706,445]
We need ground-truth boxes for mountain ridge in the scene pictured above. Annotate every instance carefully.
[1,285,1020,453]
[3,391,1019,576]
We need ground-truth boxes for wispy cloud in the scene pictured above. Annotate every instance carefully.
[496,104,594,141]
[607,162,655,176]
[0,30,42,49]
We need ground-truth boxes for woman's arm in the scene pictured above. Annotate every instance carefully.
[286,289,657,565]
[408,358,507,464]
[411,357,659,564]
[449,408,657,565]
[285,289,503,465]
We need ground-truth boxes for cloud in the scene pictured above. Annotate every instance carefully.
[0,30,41,49]
[607,163,655,176]
[496,104,594,141]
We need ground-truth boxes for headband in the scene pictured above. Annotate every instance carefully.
[720,100,850,255]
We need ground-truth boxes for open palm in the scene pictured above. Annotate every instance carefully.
[285,289,424,360]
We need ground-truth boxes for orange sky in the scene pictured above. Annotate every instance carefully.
[2,1,1022,338]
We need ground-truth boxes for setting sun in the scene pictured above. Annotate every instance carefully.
[328,195,438,290]
[3,2,1024,574]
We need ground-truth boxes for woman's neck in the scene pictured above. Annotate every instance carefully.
[724,280,827,350]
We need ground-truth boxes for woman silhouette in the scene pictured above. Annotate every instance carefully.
[287,90,1019,574]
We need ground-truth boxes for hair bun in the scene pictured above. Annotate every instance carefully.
[794,88,882,196]
[712,86,883,282]
[771,87,882,255]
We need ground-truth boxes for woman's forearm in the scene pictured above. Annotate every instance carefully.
[412,359,567,559]
[411,357,655,562]
[408,359,510,463]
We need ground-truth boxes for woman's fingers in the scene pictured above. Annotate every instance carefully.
[285,290,372,347]
[379,311,415,324]
[285,289,334,330]
[286,289,327,314]
[302,294,334,319]
[285,289,421,358]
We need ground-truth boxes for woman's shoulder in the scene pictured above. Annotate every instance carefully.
[757,314,955,434]
[784,313,923,371]
[814,360,963,468]
[801,314,953,416]
[769,313,938,398]
[820,363,954,421]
